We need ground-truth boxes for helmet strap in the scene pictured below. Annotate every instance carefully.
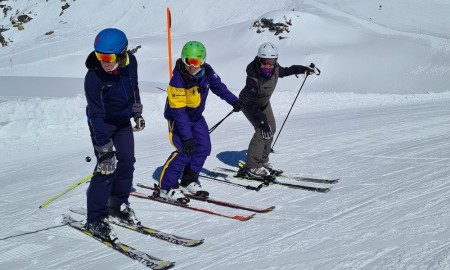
[109,63,119,72]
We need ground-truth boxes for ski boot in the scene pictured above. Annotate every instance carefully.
[155,184,190,204]
[109,203,140,226]
[262,162,283,176]
[180,182,209,198]
[85,218,118,242]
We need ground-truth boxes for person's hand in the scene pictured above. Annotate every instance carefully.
[133,115,145,132]
[257,114,272,140]
[232,100,242,112]
[305,63,320,76]
[94,140,116,175]
[260,120,272,140]
[132,103,145,132]
[182,138,196,157]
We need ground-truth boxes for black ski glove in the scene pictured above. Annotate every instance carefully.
[94,140,116,175]
[257,115,272,140]
[305,63,320,76]
[232,100,242,112]
[182,138,196,157]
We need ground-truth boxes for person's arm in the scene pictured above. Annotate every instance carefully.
[278,64,310,78]
[85,72,109,146]
[279,63,320,78]
[130,54,145,131]
[239,76,262,116]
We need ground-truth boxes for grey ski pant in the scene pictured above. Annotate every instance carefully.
[243,103,276,168]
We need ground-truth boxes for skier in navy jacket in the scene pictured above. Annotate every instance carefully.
[84,28,145,241]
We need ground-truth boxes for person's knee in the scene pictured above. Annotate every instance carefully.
[117,154,136,169]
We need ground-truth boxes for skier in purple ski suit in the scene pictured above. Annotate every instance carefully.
[158,41,241,203]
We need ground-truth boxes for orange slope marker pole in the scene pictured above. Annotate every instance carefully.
[166,7,173,79]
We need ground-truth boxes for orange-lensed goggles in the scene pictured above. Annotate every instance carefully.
[95,52,118,63]
[183,57,204,68]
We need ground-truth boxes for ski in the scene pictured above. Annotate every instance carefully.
[137,183,274,213]
[212,167,331,193]
[199,173,264,191]
[62,215,175,270]
[69,207,204,247]
[281,175,339,184]
[215,167,339,184]
[130,191,255,221]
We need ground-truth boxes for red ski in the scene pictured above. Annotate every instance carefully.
[130,191,255,221]
[137,183,274,213]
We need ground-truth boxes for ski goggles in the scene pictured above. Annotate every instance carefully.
[260,58,277,67]
[95,51,127,63]
[182,57,204,68]
[95,52,119,63]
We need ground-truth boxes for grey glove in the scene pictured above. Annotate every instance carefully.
[133,115,145,132]
[132,103,145,132]
[94,140,116,175]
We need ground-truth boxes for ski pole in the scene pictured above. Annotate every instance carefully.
[271,63,320,152]
[38,173,94,209]
[209,110,234,134]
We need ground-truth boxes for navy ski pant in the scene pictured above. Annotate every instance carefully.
[87,121,135,223]
[159,117,211,190]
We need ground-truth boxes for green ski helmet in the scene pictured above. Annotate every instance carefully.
[181,41,206,67]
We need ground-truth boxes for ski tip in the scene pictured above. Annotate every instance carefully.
[262,206,276,213]
[233,213,256,221]
[185,239,205,247]
[155,260,176,270]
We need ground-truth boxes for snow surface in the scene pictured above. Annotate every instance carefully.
[1,0,450,269]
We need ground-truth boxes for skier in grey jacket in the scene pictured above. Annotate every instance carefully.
[238,42,319,178]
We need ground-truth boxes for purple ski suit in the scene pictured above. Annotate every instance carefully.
[159,59,238,190]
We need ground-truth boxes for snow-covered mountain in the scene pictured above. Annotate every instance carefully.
[1,1,450,269]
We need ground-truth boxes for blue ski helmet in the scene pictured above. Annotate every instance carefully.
[94,28,128,54]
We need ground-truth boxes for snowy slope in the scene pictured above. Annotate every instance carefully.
[1,0,450,269]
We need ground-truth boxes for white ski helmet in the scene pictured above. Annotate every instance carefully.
[257,42,278,58]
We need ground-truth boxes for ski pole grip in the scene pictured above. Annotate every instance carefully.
[310,63,321,75]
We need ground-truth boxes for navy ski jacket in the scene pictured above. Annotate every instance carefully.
[84,51,141,146]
